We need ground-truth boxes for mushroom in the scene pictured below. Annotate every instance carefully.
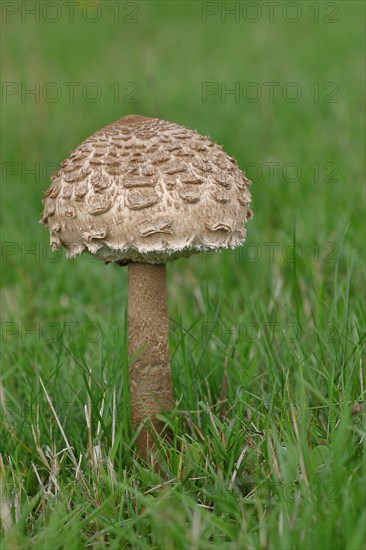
[40,115,252,458]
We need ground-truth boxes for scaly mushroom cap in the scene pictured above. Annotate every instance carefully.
[41,115,252,263]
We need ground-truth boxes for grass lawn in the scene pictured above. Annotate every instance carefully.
[1,1,365,548]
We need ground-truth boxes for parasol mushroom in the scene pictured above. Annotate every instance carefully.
[40,114,252,459]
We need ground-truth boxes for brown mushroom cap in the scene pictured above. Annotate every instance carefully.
[41,115,252,264]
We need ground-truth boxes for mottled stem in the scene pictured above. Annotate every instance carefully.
[128,263,173,459]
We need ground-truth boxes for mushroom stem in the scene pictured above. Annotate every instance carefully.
[128,262,173,458]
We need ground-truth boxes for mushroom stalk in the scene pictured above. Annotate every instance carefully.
[128,262,173,458]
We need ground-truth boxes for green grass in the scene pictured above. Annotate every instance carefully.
[1,1,365,548]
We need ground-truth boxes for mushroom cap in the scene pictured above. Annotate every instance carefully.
[41,115,252,264]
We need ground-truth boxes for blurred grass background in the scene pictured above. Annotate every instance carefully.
[1,1,365,548]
